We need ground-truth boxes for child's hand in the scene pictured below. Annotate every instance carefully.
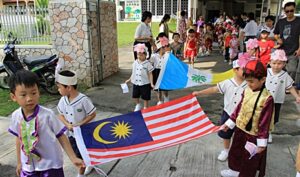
[296,97,300,104]
[125,79,130,84]
[151,84,155,89]
[192,91,199,96]
[256,147,266,154]
[72,157,85,169]
[221,124,229,132]
[16,163,21,177]
[67,123,73,131]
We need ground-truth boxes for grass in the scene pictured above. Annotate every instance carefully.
[0,84,88,117]
[117,21,176,47]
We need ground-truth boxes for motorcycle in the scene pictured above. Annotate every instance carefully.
[0,38,59,94]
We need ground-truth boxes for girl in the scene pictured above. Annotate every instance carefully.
[125,44,154,111]
[204,23,214,56]
[221,60,274,177]
[229,32,239,64]
[184,29,198,67]
[159,14,174,39]
[170,33,184,60]
[245,38,259,60]
[266,49,300,142]
[176,11,187,43]
[258,28,275,66]
[151,36,169,104]
[224,30,232,63]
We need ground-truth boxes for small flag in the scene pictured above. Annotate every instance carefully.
[154,53,234,90]
[74,95,220,166]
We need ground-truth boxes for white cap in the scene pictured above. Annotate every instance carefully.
[260,27,270,33]
[56,70,77,85]
[232,60,240,68]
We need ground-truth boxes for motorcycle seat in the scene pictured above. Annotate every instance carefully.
[24,55,57,66]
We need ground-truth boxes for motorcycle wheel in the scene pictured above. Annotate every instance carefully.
[40,69,59,95]
[0,71,10,89]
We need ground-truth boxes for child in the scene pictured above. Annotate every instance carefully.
[197,25,206,57]
[56,70,96,177]
[224,30,232,63]
[151,37,169,105]
[203,23,214,55]
[170,33,184,60]
[184,29,198,67]
[266,49,300,142]
[245,38,259,60]
[229,32,239,64]
[8,70,84,177]
[125,43,154,111]
[193,56,248,162]
[221,60,274,177]
[258,28,275,67]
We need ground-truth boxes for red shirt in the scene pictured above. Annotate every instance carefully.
[225,35,232,47]
[258,40,275,66]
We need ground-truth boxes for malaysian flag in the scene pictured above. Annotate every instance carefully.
[74,95,220,166]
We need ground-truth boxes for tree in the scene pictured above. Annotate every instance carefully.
[35,0,49,8]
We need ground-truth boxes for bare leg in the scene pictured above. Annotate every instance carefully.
[144,100,149,108]
[134,98,140,105]
[223,138,231,149]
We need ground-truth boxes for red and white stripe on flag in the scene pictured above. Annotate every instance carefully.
[87,95,220,165]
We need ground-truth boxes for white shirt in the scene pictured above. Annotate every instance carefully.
[8,106,66,172]
[131,59,154,86]
[134,22,153,41]
[150,53,166,69]
[266,68,294,103]
[243,20,258,36]
[217,78,248,115]
[57,93,96,136]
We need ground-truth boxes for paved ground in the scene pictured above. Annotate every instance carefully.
[0,46,299,177]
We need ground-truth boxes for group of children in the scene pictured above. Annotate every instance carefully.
[193,47,300,176]
[8,69,96,177]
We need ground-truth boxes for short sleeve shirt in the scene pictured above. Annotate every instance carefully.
[134,22,153,40]
[243,20,258,36]
[150,53,166,69]
[131,60,154,86]
[8,106,66,172]
[266,68,294,103]
[57,93,96,136]
[217,79,248,115]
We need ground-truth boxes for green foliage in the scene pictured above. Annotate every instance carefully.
[35,15,50,35]
[35,0,49,8]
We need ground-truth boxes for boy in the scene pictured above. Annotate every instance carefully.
[221,60,274,177]
[8,70,84,177]
[193,57,247,161]
[56,70,96,177]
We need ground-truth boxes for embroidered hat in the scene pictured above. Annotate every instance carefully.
[243,60,267,79]
[134,43,148,54]
[270,49,287,61]
[56,70,77,85]
[246,38,259,50]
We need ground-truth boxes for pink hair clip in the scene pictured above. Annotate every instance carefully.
[159,36,169,47]
[134,43,148,53]
[246,38,259,50]
[271,49,287,61]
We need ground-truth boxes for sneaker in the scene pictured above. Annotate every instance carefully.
[268,133,272,144]
[217,150,228,161]
[220,169,239,177]
[157,101,163,105]
[134,104,142,111]
[84,166,93,175]
[164,96,170,103]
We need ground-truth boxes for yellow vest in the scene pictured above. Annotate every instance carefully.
[236,87,274,136]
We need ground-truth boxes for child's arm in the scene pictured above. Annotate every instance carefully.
[73,112,96,127]
[58,134,85,168]
[16,137,21,177]
[296,143,300,172]
[192,86,219,96]
[58,114,73,130]
[148,72,154,88]
[287,86,300,103]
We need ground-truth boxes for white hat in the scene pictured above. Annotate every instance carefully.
[56,70,77,85]
[260,27,270,33]
[232,60,240,68]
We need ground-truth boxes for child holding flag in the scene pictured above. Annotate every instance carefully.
[8,70,84,177]
[221,60,274,177]
[193,54,248,161]
[56,70,96,177]
[125,43,154,111]
[266,49,300,142]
